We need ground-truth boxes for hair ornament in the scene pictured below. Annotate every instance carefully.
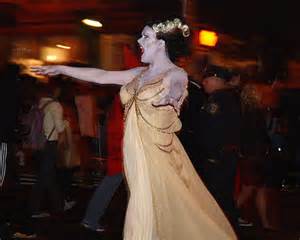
[152,18,190,37]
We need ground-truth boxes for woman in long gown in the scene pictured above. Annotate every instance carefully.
[32,18,236,240]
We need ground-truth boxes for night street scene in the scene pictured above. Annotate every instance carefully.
[1,1,300,239]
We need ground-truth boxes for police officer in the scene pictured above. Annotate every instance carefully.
[197,64,241,232]
[179,77,206,174]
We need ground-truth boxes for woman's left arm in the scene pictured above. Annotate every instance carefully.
[152,69,188,113]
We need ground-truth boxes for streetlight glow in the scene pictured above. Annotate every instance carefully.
[56,44,71,50]
[82,18,103,28]
[199,30,218,47]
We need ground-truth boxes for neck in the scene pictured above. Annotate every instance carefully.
[147,54,174,73]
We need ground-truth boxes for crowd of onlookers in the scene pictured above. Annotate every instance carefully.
[177,64,291,234]
[0,60,122,238]
[0,58,300,239]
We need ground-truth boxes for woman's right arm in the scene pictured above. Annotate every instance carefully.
[31,65,145,86]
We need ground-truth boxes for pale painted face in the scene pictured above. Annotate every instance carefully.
[137,26,162,64]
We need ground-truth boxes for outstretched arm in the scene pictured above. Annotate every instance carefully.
[31,65,145,86]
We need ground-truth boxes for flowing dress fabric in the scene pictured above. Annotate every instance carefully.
[120,71,237,240]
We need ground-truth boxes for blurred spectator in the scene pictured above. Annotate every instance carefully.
[237,84,275,229]
[0,45,20,238]
[13,83,66,238]
[56,80,81,210]
[197,64,241,233]
[28,83,65,217]
[0,56,20,188]
[75,92,98,174]
[81,95,124,232]
[265,108,288,187]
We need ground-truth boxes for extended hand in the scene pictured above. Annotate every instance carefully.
[30,65,62,76]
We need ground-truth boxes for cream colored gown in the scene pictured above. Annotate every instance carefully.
[120,69,237,240]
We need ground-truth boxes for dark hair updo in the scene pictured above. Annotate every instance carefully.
[146,18,191,62]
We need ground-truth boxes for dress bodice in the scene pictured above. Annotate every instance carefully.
[120,70,188,134]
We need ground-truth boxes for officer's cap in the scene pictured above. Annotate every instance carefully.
[203,64,234,81]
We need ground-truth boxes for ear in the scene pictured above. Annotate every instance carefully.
[158,39,166,49]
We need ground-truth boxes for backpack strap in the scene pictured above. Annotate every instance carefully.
[46,126,56,140]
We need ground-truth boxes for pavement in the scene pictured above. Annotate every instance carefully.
[0,172,299,240]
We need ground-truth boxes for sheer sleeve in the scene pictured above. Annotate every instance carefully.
[152,68,188,113]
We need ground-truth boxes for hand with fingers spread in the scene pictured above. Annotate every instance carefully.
[30,65,62,76]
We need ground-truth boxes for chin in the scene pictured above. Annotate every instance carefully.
[141,57,149,64]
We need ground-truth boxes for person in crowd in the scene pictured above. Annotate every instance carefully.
[74,87,98,176]
[0,40,20,239]
[263,107,286,230]
[13,83,66,238]
[237,84,274,229]
[31,18,236,239]
[0,62,20,187]
[0,39,20,188]
[56,80,81,211]
[28,83,66,217]
[81,95,124,233]
[196,64,241,234]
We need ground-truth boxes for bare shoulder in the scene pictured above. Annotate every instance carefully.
[123,66,147,83]
[164,67,188,86]
[99,66,147,85]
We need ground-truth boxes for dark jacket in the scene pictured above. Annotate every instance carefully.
[0,64,20,142]
[197,88,241,158]
[179,79,206,168]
